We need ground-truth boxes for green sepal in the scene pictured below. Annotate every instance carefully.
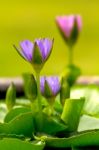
[69,19,79,47]
[43,80,55,105]
[32,43,43,72]
[13,45,27,61]
[61,98,85,132]
[22,73,37,102]
[44,80,52,98]
[6,83,16,110]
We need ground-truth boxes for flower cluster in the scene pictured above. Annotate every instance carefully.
[14,14,82,117]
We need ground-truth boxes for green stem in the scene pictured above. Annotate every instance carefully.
[48,97,55,115]
[36,71,43,130]
[68,46,73,65]
[36,72,42,112]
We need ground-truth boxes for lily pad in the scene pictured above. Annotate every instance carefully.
[71,84,99,117]
[78,115,99,132]
[45,130,99,148]
[0,138,45,150]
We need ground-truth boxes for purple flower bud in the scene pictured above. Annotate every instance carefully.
[14,38,54,72]
[56,15,82,46]
[35,38,53,61]
[40,76,61,99]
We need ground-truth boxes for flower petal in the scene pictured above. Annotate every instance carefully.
[76,15,82,31]
[56,15,75,38]
[20,40,34,61]
[35,38,53,61]
[43,38,53,60]
[46,76,60,96]
[40,76,46,94]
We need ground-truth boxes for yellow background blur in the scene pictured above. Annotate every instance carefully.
[0,0,99,76]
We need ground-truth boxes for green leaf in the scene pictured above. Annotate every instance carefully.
[83,85,99,116]
[0,112,34,137]
[78,115,99,132]
[61,98,85,132]
[45,130,99,148]
[0,138,45,150]
[71,84,99,117]
[6,83,16,110]
[22,73,37,101]
[34,113,67,135]
[4,107,31,123]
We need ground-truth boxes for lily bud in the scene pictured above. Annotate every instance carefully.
[60,77,70,106]
[6,83,16,110]
[22,73,37,102]
[40,76,61,105]
[14,38,54,73]
[56,15,82,46]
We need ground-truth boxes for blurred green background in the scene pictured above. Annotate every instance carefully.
[0,0,99,76]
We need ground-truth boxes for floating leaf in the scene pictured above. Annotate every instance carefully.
[45,130,99,148]
[78,115,99,132]
[71,84,99,117]
[0,138,45,150]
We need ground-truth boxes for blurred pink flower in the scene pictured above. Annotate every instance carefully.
[56,15,82,46]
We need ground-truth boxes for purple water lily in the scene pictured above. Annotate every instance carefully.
[40,76,61,99]
[14,38,53,71]
[56,15,82,45]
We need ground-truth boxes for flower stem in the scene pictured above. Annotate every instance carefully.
[36,71,43,130]
[48,98,55,115]
[68,46,73,65]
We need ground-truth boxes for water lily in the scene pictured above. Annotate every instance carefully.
[56,15,82,66]
[56,15,82,46]
[14,38,54,72]
[14,38,54,129]
[40,76,61,105]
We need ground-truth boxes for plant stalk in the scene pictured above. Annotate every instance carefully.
[36,71,43,130]
[68,46,73,65]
